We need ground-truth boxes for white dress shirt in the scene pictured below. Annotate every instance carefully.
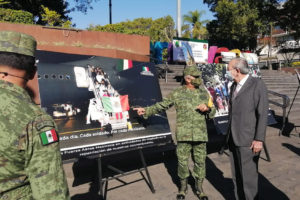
[234,74,249,97]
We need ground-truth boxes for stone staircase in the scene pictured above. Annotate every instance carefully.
[156,64,300,135]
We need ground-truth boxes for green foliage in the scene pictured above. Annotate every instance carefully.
[150,16,175,42]
[204,0,281,49]
[0,0,10,5]
[182,10,209,39]
[2,0,70,25]
[291,61,300,67]
[73,0,100,14]
[88,16,175,42]
[206,0,261,50]
[0,8,33,24]
[62,20,72,28]
[41,5,62,26]
[277,0,300,40]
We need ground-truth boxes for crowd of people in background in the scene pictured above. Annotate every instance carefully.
[88,65,117,98]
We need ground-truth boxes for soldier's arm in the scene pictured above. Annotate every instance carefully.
[144,90,176,118]
[24,115,70,200]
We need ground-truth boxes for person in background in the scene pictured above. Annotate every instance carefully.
[0,31,70,200]
[134,65,215,200]
[225,58,268,200]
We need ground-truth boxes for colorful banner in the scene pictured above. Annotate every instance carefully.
[172,37,208,64]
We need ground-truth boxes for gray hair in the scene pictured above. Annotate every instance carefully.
[231,58,249,74]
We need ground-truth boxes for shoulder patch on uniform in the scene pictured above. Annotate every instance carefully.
[40,129,59,146]
[35,120,55,131]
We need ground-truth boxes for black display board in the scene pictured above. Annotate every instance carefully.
[36,51,172,160]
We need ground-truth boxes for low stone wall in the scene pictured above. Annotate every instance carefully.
[0,22,150,62]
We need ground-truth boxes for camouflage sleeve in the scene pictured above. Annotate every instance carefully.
[144,89,176,118]
[24,114,70,200]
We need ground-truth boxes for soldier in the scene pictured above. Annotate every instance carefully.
[0,31,70,199]
[134,65,215,200]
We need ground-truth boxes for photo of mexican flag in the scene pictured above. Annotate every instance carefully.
[117,59,133,71]
[102,95,129,113]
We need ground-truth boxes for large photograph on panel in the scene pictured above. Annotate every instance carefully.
[36,51,172,160]
[198,62,275,135]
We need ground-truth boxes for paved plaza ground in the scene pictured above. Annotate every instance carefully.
[63,126,299,200]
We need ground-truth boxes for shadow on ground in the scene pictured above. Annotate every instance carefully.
[69,126,289,200]
[258,174,289,200]
[269,114,299,137]
[69,148,290,200]
[282,143,300,156]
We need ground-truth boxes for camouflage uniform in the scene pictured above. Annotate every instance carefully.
[144,67,215,180]
[0,31,70,200]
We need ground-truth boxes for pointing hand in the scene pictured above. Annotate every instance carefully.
[133,107,145,116]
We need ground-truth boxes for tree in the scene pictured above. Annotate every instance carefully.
[2,0,70,25]
[182,10,209,39]
[206,0,262,50]
[0,0,9,6]
[41,5,62,26]
[203,0,219,12]
[0,8,34,24]
[277,0,300,40]
[73,0,100,14]
[204,0,281,35]
[149,16,175,42]
[88,16,175,42]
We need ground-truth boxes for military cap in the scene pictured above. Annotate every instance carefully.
[0,31,37,57]
[183,65,201,76]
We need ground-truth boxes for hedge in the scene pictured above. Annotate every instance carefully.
[0,8,33,24]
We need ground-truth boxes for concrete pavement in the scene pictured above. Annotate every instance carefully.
[63,126,299,200]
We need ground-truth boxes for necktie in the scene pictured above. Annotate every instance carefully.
[233,85,239,98]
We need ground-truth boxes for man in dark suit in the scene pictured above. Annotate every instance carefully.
[226,58,268,200]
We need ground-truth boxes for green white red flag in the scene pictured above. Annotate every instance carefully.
[40,129,58,145]
[117,59,133,71]
[142,66,149,71]
[102,95,129,112]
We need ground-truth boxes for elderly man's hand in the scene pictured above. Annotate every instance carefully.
[250,140,263,154]
[133,107,146,116]
[196,103,209,112]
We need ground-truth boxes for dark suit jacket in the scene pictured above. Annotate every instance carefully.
[227,76,269,147]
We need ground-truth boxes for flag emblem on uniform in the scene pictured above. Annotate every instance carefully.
[117,59,133,71]
[40,129,58,145]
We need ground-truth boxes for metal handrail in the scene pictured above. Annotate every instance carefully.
[267,90,290,136]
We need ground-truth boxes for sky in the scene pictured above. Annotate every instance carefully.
[68,0,215,30]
